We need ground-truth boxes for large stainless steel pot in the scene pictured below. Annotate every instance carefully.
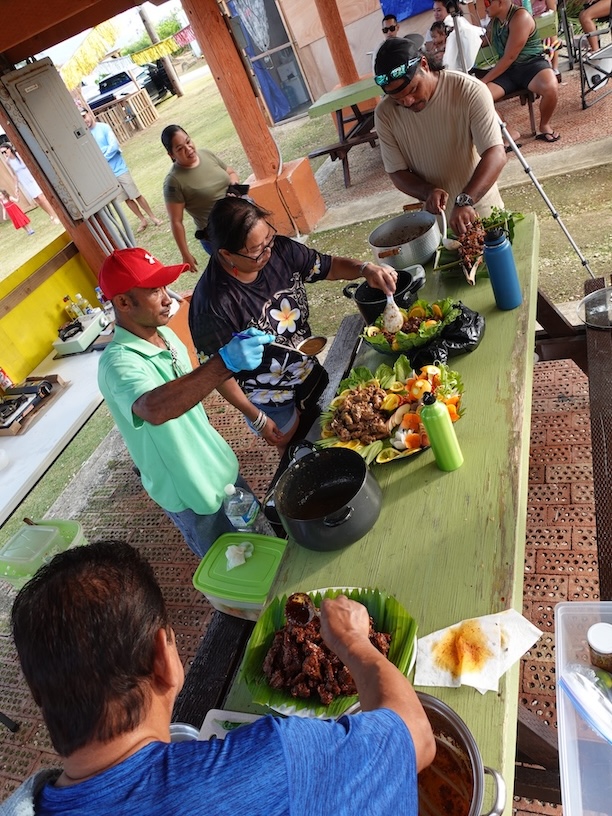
[369,209,442,269]
[343,265,426,325]
[269,442,382,551]
[417,692,506,816]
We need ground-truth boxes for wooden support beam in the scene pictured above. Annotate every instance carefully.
[313,0,360,86]
[0,244,78,319]
[182,0,279,181]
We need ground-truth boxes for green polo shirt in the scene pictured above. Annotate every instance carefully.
[98,325,238,515]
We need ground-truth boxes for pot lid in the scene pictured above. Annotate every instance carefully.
[577,287,612,329]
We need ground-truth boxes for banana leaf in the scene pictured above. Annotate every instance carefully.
[242,587,417,719]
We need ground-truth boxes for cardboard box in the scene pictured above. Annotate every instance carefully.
[0,374,69,436]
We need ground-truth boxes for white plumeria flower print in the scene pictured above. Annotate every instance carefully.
[270,298,300,334]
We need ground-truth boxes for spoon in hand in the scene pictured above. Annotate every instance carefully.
[382,292,404,333]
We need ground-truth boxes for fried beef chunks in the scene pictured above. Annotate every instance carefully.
[263,606,391,706]
[329,383,389,444]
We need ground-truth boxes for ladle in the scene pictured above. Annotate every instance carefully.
[440,209,461,252]
[269,336,327,357]
[382,293,404,333]
[285,592,316,626]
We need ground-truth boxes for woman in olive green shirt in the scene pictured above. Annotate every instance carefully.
[162,125,240,273]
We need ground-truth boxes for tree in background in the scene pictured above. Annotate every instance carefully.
[122,12,182,56]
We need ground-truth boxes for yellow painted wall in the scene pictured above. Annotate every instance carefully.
[0,234,96,383]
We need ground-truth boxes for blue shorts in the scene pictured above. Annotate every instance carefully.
[246,401,298,436]
[164,474,253,558]
[199,237,213,255]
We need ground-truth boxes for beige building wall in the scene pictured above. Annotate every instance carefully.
[278,0,434,99]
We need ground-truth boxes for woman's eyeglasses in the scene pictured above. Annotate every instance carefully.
[374,57,421,88]
[382,24,397,33]
[232,224,277,263]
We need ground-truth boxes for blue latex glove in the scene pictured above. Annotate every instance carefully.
[219,328,275,372]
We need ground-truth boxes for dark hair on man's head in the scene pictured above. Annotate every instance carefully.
[445,0,463,15]
[207,196,272,256]
[11,540,169,757]
[160,124,187,153]
[382,13,397,23]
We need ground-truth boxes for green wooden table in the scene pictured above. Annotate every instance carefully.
[226,214,540,814]
[307,77,383,188]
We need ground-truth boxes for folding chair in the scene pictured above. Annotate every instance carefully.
[578,11,612,108]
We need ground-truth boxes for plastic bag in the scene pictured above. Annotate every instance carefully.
[408,302,485,369]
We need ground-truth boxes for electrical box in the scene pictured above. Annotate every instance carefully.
[0,58,120,220]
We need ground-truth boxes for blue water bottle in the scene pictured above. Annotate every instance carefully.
[483,227,523,311]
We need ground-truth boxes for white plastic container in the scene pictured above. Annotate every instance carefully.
[555,601,612,816]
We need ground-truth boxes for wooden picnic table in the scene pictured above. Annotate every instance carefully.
[307,77,382,188]
[223,214,540,814]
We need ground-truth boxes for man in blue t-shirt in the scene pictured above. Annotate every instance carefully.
[6,541,435,816]
[82,109,162,234]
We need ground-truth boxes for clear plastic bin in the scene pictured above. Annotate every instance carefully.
[0,519,87,589]
[555,601,612,816]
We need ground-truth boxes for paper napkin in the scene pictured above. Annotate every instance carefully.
[414,608,541,694]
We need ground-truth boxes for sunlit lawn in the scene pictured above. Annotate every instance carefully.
[2,65,337,284]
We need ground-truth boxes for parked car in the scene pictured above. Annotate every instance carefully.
[88,66,168,111]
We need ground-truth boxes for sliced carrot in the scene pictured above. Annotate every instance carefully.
[445,395,461,406]
[405,432,422,450]
[447,404,459,422]
[432,303,443,318]
[400,411,421,430]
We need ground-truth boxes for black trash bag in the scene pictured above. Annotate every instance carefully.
[408,302,485,370]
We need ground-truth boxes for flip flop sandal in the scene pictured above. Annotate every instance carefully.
[535,132,560,143]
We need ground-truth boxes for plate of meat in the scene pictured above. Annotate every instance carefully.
[315,355,464,465]
[242,587,417,719]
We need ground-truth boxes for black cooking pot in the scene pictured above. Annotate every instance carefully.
[268,442,382,551]
[343,265,426,325]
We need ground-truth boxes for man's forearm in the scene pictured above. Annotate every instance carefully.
[339,640,436,772]
[132,355,232,425]
[388,168,436,201]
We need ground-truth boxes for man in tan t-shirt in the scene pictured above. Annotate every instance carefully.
[373,38,506,235]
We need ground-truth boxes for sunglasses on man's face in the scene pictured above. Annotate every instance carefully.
[374,57,421,88]
[382,24,397,33]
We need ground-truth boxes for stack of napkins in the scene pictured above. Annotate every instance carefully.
[414,609,541,694]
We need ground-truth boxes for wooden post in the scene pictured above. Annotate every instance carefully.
[181,0,279,180]
[138,5,184,98]
[313,0,359,86]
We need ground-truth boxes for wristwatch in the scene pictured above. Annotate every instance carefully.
[455,193,475,208]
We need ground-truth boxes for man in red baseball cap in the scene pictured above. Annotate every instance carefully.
[97,247,274,557]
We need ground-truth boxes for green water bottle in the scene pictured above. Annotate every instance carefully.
[420,392,464,472]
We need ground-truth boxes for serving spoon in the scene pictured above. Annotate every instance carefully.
[439,209,461,252]
[269,336,327,357]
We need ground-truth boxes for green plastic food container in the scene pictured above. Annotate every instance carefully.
[193,532,287,620]
[0,519,87,589]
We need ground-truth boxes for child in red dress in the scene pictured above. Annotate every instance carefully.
[0,189,34,235]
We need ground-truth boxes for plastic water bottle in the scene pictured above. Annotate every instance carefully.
[483,227,523,311]
[420,392,464,472]
[223,483,259,530]
[75,293,94,315]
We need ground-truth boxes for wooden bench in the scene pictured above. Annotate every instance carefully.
[308,130,378,188]
[172,313,366,728]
